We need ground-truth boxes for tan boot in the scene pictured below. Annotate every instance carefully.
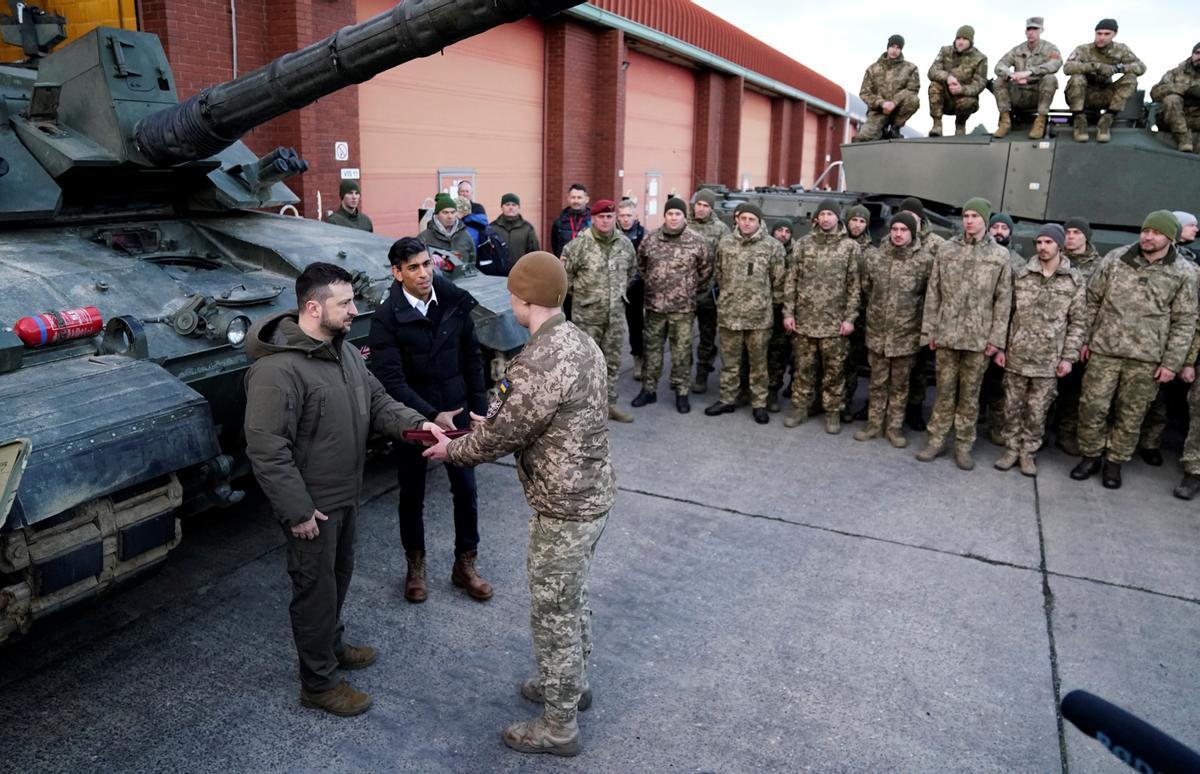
[608,404,634,423]
[915,441,945,462]
[928,117,944,137]
[404,551,427,603]
[1072,114,1089,143]
[502,716,580,757]
[1028,113,1048,140]
[300,681,372,717]
[1019,454,1038,477]
[1096,113,1114,143]
[1175,132,1195,153]
[337,644,378,670]
[954,116,968,135]
[451,550,494,600]
[853,423,880,442]
[955,446,975,471]
[885,429,908,449]
[520,678,593,711]
[825,413,841,435]
[783,408,807,428]
[994,450,1019,471]
[993,111,1011,138]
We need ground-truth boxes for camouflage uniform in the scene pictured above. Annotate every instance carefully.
[927,44,989,120]
[1150,56,1200,148]
[855,53,921,142]
[994,39,1062,113]
[638,224,713,395]
[862,239,934,433]
[1001,258,1087,454]
[447,314,614,726]
[1178,327,1200,474]
[1055,242,1103,446]
[783,228,861,413]
[1063,41,1146,112]
[1078,245,1198,462]
[908,221,947,412]
[563,227,637,405]
[715,225,787,408]
[921,233,1013,448]
[767,240,795,398]
[844,230,873,409]
[688,213,731,378]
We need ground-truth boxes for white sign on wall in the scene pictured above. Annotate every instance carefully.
[340,168,360,180]
[335,141,350,161]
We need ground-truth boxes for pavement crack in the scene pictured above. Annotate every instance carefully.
[1033,478,1070,773]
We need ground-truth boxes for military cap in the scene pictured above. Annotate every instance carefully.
[1173,211,1197,229]
[1095,18,1118,32]
[1142,210,1180,240]
[816,198,841,217]
[1063,216,1092,242]
[508,251,567,307]
[956,25,975,43]
[692,189,718,207]
[592,199,616,215]
[889,211,918,235]
[434,192,457,213]
[339,179,361,197]
[1025,17,1043,30]
[734,202,764,220]
[899,197,926,219]
[501,192,521,206]
[989,212,1015,231]
[1037,223,1066,248]
[962,197,992,222]
[664,196,688,215]
[847,204,871,224]
[888,34,905,50]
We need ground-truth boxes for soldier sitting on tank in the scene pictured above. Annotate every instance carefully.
[1063,19,1146,143]
[992,17,1062,140]
[927,25,988,137]
[324,179,374,232]
[419,193,476,267]
[1150,42,1200,154]
[854,34,920,143]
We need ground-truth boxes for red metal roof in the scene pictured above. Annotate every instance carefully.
[588,0,846,108]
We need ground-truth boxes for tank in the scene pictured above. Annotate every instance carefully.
[839,95,1200,254]
[0,0,582,643]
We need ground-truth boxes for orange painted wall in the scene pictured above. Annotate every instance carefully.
[1,0,137,61]
[622,49,695,230]
[357,6,545,239]
[737,91,771,189]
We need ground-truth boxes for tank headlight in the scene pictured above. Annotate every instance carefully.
[224,315,250,347]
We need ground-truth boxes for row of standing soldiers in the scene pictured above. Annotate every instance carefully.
[561,187,1200,496]
[854,17,1200,151]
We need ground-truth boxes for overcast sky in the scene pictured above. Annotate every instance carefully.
[691,0,1196,134]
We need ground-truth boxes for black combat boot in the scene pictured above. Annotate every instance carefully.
[752,408,769,424]
[1101,459,1122,489]
[675,394,691,414]
[905,403,927,432]
[704,401,735,416]
[1173,474,1200,500]
[1138,447,1164,467]
[1070,456,1101,481]
[631,389,657,408]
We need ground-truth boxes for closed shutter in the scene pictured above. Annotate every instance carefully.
[737,91,772,189]
[623,49,695,230]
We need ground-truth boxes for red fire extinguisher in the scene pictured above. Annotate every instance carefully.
[13,306,104,347]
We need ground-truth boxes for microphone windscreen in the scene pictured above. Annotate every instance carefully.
[1061,690,1200,774]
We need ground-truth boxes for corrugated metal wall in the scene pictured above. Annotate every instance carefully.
[737,91,772,189]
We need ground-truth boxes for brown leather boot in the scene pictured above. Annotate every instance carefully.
[502,716,580,757]
[337,644,378,670]
[300,681,372,717]
[451,550,494,600]
[1028,113,1048,139]
[404,551,427,604]
[993,111,1011,138]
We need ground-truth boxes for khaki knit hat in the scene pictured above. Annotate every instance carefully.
[508,251,568,307]
[956,25,975,42]
[1142,210,1180,240]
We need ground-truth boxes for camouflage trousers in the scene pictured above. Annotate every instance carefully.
[854,96,920,142]
[643,310,694,395]
[1065,73,1138,113]
[928,81,980,118]
[1001,372,1058,454]
[1078,354,1159,463]
[791,335,849,413]
[926,348,990,447]
[576,314,625,405]
[1180,381,1200,474]
[865,350,916,432]
[1159,94,1200,136]
[993,75,1058,114]
[767,304,792,393]
[694,290,718,374]
[528,510,608,725]
[1138,389,1167,451]
[719,326,770,407]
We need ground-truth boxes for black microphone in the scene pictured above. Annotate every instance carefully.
[1061,689,1200,774]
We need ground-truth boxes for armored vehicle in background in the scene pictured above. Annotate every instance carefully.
[0,0,581,643]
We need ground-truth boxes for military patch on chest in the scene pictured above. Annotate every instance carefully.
[487,378,512,419]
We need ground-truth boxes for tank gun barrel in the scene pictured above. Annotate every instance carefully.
[134,0,581,166]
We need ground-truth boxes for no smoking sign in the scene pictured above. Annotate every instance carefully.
[334,141,349,161]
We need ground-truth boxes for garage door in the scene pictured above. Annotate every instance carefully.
[800,108,821,189]
[358,6,545,238]
[623,49,695,230]
[737,91,772,189]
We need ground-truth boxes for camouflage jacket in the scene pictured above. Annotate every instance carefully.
[1004,245,1027,273]
[1149,57,1200,103]
[862,239,934,357]
[1086,244,1198,371]
[563,226,636,325]
[922,233,1013,351]
[447,314,614,521]
[1063,42,1146,80]
[995,39,1063,81]
[783,228,861,337]
[919,219,946,249]
[688,214,731,292]
[860,53,920,111]
[638,224,713,314]
[1005,257,1087,377]
[715,225,787,330]
[928,45,988,96]
[1066,243,1102,284]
